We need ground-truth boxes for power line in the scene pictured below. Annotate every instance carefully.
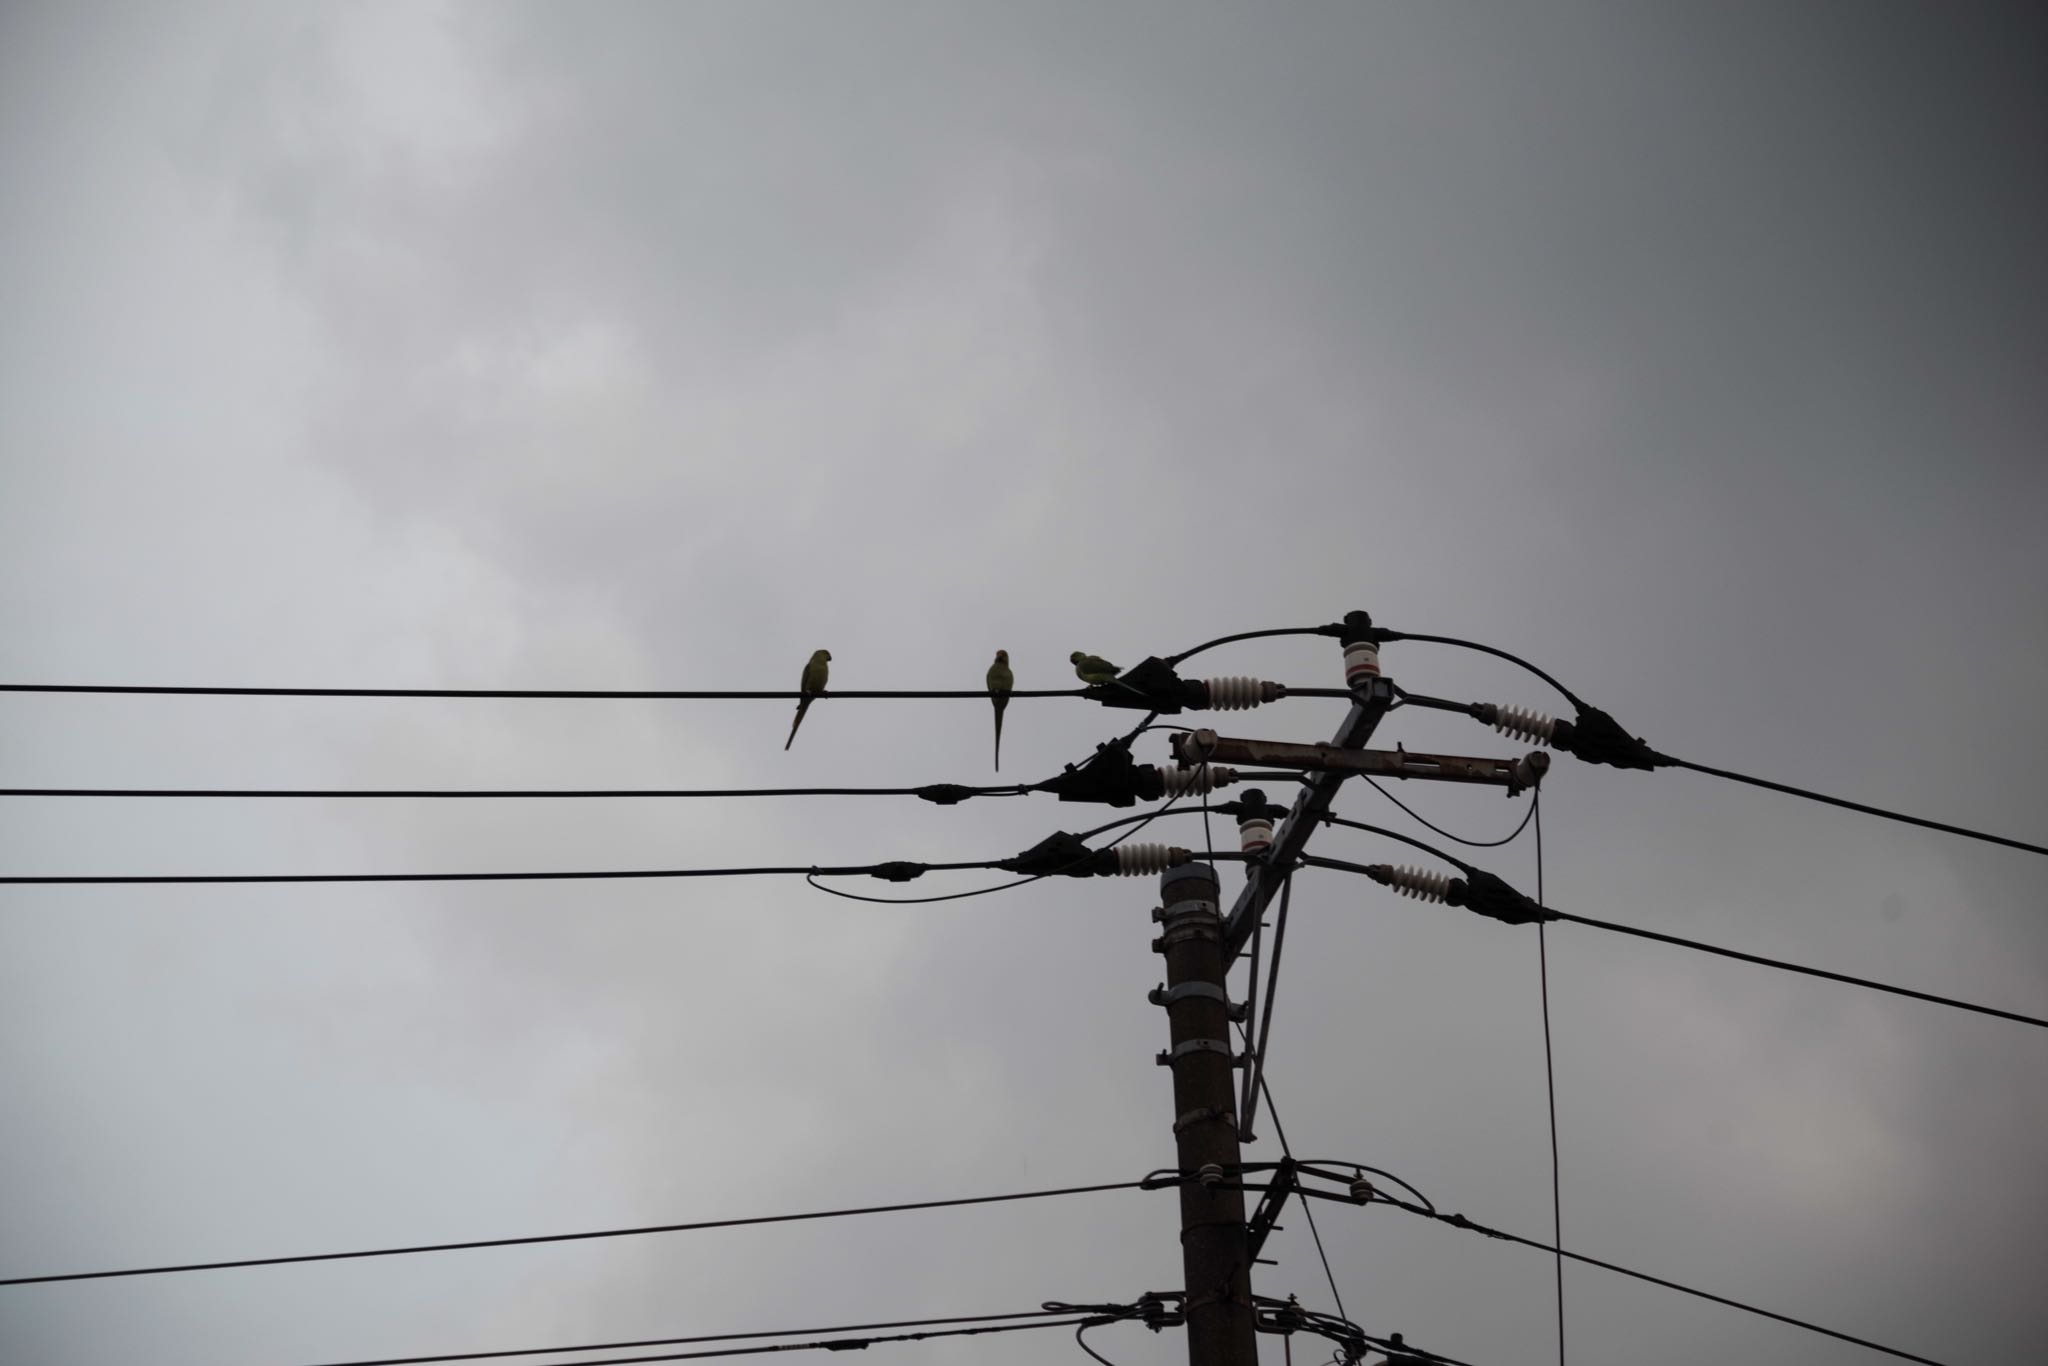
[0,1180,1154,1287]
[1387,628,2045,857]
[0,861,992,887]
[0,785,1033,801]
[1299,835,2048,1031]
[1375,630,1588,710]
[1664,757,2048,859]
[1542,904,2048,1032]
[293,1308,1102,1366]
[802,793,1193,905]
[1166,625,1346,667]
[0,684,1088,700]
[372,1315,1110,1366]
[1355,780,1537,849]
[1367,1196,1949,1366]
[1533,794,1564,1366]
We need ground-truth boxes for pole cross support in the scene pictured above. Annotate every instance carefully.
[1244,1157,1299,1261]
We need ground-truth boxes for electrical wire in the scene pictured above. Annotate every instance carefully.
[0,785,1035,800]
[1165,626,1340,667]
[1387,627,2044,856]
[386,1316,1106,1366]
[0,684,1087,700]
[1376,631,1588,710]
[1073,1320,1123,1366]
[1370,1198,1949,1366]
[1533,793,1564,1366]
[0,1180,1152,1287]
[1357,778,1538,849]
[1665,757,2048,859]
[292,1309,1096,1366]
[1540,906,2048,1032]
[802,792,1196,905]
[1300,851,2048,1032]
[0,861,990,887]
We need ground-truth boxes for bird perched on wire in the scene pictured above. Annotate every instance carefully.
[1070,651,1121,686]
[785,649,831,750]
[986,649,1014,771]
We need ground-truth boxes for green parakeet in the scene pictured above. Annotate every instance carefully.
[986,649,1014,770]
[1070,651,1121,686]
[785,648,831,750]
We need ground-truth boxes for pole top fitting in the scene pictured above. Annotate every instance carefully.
[1159,860,1219,900]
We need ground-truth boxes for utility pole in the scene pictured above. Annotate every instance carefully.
[1153,859,1259,1366]
[1144,613,1538,1365]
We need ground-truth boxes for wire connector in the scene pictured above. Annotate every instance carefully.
[1363,863,1555,926]
[998,831,1190,878]
[1041,741,1162,807]
[1478,701,1667,771]
[1080,656,1284,714]
[866,862,928,883]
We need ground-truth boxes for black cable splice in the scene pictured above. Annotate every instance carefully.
[1040,739,1165,808]
[865,862,927,884]
[1079,656,1207,714]
[996,832,1122,879]
[1550,706,1666,772]
[1460,869,1556,926]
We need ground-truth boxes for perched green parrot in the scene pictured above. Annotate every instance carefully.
[785,648,831,750]
[1070,651,1121,686]
[986,649,1014,771]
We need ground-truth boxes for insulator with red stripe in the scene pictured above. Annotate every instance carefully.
[1237,815,1276,856]
[1343,641,1381,688]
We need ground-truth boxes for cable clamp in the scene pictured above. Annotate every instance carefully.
[1151,922,1221,952]
[1148,981,1236,1012]
[1172,1105,1235,1134]
[1155,1038,1238,1066]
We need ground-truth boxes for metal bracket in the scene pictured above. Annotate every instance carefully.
[1155,1038,1237,1066]
[1149,981,1235,1010]
[1244,1156,1298,1261]
[1151,922,1221,952]
[1159,898,1219,924]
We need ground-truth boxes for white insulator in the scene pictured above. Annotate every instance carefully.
[1238,817,1275,855]
[1112,843,1192,876]
[1343,642,1381,687]
[1201,676,1278,710]
[1491,704,1557,746]
[1157,765,1241,797]
[1383,865,1453,904]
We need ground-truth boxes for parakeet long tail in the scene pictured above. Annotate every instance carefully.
[784,696,813,750]
[991,697,1008,771]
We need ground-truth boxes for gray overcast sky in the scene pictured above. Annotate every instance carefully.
[3,4,2046,1364]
